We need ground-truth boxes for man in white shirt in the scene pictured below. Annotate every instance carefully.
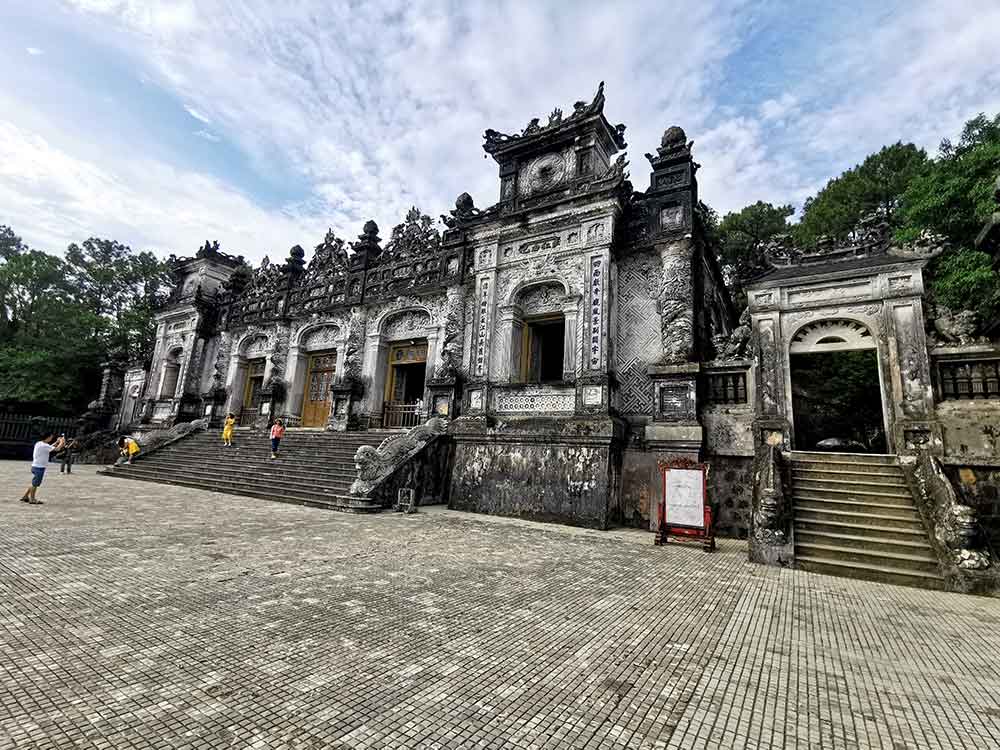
[20,432,65,505]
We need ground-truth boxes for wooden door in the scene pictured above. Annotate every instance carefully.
[240,359,266,426]
[301,352,337,427]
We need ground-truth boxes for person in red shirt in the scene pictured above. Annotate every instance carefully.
[269,418,285,459]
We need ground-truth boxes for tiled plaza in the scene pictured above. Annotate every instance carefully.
[0,461,998,750]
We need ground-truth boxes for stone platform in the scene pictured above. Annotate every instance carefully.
[0,461,998,749]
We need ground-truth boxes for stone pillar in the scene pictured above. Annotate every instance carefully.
[657,238,696,364]
[888,296,942,453]
[562,295,581,380]
[285,343,305,420]
[362,333,389,422]
[495,304,521,383]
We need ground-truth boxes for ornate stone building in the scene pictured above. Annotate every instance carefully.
[112,86,1000,592]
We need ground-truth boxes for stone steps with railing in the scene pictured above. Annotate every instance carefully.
[789,451,944,589]
[100,428,395,512]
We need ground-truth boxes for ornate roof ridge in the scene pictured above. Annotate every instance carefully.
[483,82,626,155]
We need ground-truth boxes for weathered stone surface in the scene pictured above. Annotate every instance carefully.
[449,417,622,529]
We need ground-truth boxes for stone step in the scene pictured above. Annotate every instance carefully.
[794,518,929,544]
[114,465,353,494]
[160,447,366,463]
[791,485,914,503]
[134,456,358,476]
[788,451,898,465]
[793,496,920,519]
[793,507,925,531]
[102,469,374,512]
[795,530,936,558]
[795,542,938,573]
[790,471,908,490]
[796,555,943,590]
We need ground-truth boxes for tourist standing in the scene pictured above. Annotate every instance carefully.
[20,432,65,505]
[222,412,236,447]
[270,418,285,459]
[60,436,79,474]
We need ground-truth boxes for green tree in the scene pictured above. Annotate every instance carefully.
[895,112,1000,320]
[896,113,1000,247]
[0,249,103,411]
[717,201,794,293]
[795,142,928,246]
[0,229,170,413]
[64,237,170,362]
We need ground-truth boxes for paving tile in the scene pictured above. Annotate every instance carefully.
[0,462,998,749]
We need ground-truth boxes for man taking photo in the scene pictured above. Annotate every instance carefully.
[19,432,66,505]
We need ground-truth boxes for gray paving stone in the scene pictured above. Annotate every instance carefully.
[0,462,998,749]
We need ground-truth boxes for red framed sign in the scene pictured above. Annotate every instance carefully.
[654,459,715,552]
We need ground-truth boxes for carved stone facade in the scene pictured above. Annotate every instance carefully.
[112,88,994,554]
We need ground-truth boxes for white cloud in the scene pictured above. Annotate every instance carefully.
[183,105,211,124]
[0,119,323,259]
[26,47,44,56]
[759,94,797,123]
[7,0,998,258]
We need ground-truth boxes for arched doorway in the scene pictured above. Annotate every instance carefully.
[298,325,341,427]
[379,310,431,428]
[789,319,887,453]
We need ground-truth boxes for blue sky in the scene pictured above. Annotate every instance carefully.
[2,0,999,263]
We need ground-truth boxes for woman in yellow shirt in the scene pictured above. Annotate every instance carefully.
[222,413,236,447]
[117,436,140,465]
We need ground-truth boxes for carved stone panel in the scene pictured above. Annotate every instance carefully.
[586,256,605,370]
[518,282,565,316]
[473,277,492,377]
[301,325,340,352]
[615,252,663,415]
[382,310,431,341]
[756,318,780,416]
[494,387,575,413]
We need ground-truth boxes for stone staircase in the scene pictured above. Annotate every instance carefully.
[101,428,396,513]
[790,451,944,589]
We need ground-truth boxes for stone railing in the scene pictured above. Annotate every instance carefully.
[492,384,576,414]
[90,417,210,466]
[905,453,997,595]
[349,418,451,507]
[701,363,750,405]
[932,346,1000,401]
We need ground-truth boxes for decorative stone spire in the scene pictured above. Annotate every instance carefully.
[282,244,306,277]
[350,220,382,269]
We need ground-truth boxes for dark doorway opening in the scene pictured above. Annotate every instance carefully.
[524,317,565,383]
[790,349,886,453]
[395,362,427,403]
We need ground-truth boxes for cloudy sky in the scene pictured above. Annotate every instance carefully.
[2,1,999,263]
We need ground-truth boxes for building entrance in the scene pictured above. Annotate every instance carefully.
[789,320,886,452]
[383,341,427,428]
[301,351,337,427]
[240,359,266,426]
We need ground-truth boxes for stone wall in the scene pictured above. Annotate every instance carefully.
[620,448,751,538]
[946,464,1000,549]
[707,456,753,538]
[449,417,621,529]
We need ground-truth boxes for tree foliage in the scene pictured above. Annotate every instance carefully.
[718,201,794,279]
[794,142,928,246]
[0,226,169,414]
[718,111,1000,322]
[896,113,1000,248]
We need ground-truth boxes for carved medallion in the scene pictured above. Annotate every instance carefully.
[523,153,567,194]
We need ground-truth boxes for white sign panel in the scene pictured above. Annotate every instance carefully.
[664,468,705,529]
